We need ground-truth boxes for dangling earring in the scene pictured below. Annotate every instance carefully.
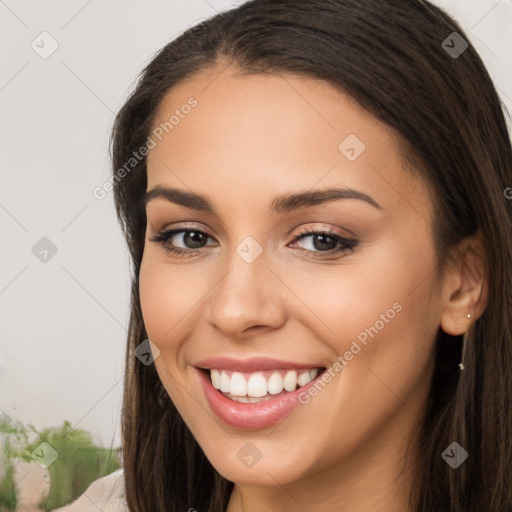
[458,313,472,371]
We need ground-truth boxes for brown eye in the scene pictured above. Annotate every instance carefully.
[150,228,217,256]
[290,230,358,254]
[177,230,208,249]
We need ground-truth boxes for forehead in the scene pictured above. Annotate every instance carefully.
[146,65,431,222]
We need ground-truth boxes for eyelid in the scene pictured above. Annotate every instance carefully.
[292,223,355,239]
[152,222,354,242]
[150,222,358,256]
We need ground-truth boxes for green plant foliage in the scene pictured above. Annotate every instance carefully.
[0,439,17,511]
[0,416,120,511]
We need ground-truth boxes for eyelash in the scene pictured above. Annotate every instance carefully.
[150,225,358,259]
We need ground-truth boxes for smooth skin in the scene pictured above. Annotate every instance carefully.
[139,64,487,512]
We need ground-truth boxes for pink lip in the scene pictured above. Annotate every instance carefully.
[196,364,325,430]
[195,356,323,372]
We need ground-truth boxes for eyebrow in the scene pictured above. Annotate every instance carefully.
[144,186,383,213]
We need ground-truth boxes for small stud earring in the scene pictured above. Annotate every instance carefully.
[466,313,471,319]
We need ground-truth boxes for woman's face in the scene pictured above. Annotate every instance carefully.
[140,65,445,487]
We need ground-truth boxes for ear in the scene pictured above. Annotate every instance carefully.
[439,230,488,336]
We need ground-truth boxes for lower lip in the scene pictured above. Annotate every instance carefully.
[197,368,322,430]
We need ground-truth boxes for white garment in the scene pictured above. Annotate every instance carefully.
[52,469,128,512]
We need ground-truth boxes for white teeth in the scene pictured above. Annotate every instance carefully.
[211,369,220,390]
[219,371,231,393]
[209,367,321,398]
[229,395,274,403]
[231,395,249,403]
[247,373,268,397]
[230,372,247,396]
[283,370,298,392]
[297,370,313,387]
[267,371,284,394]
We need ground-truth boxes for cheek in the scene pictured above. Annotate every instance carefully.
[286,257,412,345]
[300,238,438,372]
[139,259,171,340]
[139,256,206,343]
[139,256,206,403]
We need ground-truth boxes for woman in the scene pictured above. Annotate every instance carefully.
[74,0,512,510]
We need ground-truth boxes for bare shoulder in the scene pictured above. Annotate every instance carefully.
[52,469,128,512]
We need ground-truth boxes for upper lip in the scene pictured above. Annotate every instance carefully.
[194,356,324,373]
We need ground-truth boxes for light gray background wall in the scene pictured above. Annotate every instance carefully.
[1,0,511,449]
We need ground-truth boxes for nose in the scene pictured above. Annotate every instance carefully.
[206,244,287,339]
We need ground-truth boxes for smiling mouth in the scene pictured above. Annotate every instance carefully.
[204,367,326,403]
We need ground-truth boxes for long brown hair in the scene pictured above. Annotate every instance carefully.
[110,1,512,510]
